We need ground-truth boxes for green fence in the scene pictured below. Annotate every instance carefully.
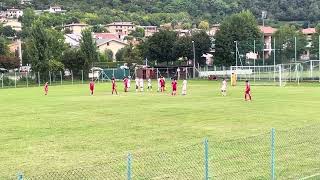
[14,125,320,179]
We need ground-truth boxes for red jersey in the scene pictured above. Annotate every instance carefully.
[160,79,165,87]
[245,83,251,93]
[44,84,48,91]
[172,81,177,91]
[112,80,116,89]
[123,78,128,87]
[89,81,94,90]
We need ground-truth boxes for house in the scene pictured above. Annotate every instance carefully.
[207,24,220,37]
[96,39,128,61]
[64,34,82,47]
[4,20,22,31]
[49,6,66,13]
[174,29,192,37]
[64,23,89,35]
[93,33,120,40]
[4,8,23,19]
[105,22,136,39]
[20,0,33,5]
[139,26,158,37]
[301,28,317,60]
[260,26,277,59]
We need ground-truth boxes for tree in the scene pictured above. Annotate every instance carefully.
[105,49,113,61]
[273,25,307,63]
[191,31,212,65]
[62,48,86,76]
[310,24,320,59]
[0,56,20,69]
[80,29,99,72]
[129,27,145,38]
[25,20,51,76]
[24,20,66,78]
[0,36,9,56]
[116,44,143,65]
[1,26,16,37]
[198,21,209,31]
[215,11,263,66]
[143,30,178,65]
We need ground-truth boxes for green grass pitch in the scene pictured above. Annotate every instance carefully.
[0,80,319,179]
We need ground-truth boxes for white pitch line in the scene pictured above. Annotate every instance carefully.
[299,173,320,180]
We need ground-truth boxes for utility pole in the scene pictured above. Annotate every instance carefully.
[192,41,196,78]
[294,37,297,63]
[234,41,238,69]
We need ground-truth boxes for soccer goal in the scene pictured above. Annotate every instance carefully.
[230,64,302,86]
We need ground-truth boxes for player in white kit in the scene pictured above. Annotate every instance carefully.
[182,79,187,95]
[221,78,227,96]
[135,78,139,92]
[147,78,152,91]
[139,78,144,92]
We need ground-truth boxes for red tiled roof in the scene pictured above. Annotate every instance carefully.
[94,33,120,40]
[302,28,316,35]
[259,26,277,35]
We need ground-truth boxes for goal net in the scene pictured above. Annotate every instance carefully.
[230,64,302,86]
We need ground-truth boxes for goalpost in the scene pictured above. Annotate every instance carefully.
[230,64,302,86]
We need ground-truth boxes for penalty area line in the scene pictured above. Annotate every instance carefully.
[299,173,320,180]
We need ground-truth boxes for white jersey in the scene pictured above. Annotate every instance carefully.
[182,80,187,90]
[221,80,227,91]
[182,80,187,95]
[148,79,152,86]
[139,79,144,87]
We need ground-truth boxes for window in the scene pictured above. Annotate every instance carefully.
[107,42,110,46]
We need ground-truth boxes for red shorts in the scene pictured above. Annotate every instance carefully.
[173,87,177,91]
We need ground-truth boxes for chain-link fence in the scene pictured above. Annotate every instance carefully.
[12,125,320,180]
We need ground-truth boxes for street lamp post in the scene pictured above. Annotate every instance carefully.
[234,41,238,69]
[192,41,196,78]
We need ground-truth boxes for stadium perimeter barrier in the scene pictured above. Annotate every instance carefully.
[198,61,320,86]
[12,125,320,180]
[0,69,130,89]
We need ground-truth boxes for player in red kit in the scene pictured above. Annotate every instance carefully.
[171,78,177,96]
[44,82,48,95]
[112,77,118,95]
[245,80,252,101]
[160,76,165,92]
[123,77,128,92]
[89,80,95,95]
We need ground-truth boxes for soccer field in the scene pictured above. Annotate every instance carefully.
[0,80,319,179]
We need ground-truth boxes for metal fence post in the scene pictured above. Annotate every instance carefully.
[60,71,62,85]
[26,71,29,88]
[38,72,40,87]
[17,172,23,180]
[271,128,276,180]
[14,71,16,88]
[81,70,84,84]
[1,73,3,88]
[127,153,132,180]
[204,138,209,180]
[71,70,74,85]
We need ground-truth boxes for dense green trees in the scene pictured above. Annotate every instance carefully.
[23,20,65,76]
[0,36,9,56]
[143,30,178,66]
[79,29,99,72]
[273,25,307,63]
[3,0,319,26]
[215,11,263,66]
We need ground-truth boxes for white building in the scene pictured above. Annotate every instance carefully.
[49,6,66,13]
[5,8,23,19]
